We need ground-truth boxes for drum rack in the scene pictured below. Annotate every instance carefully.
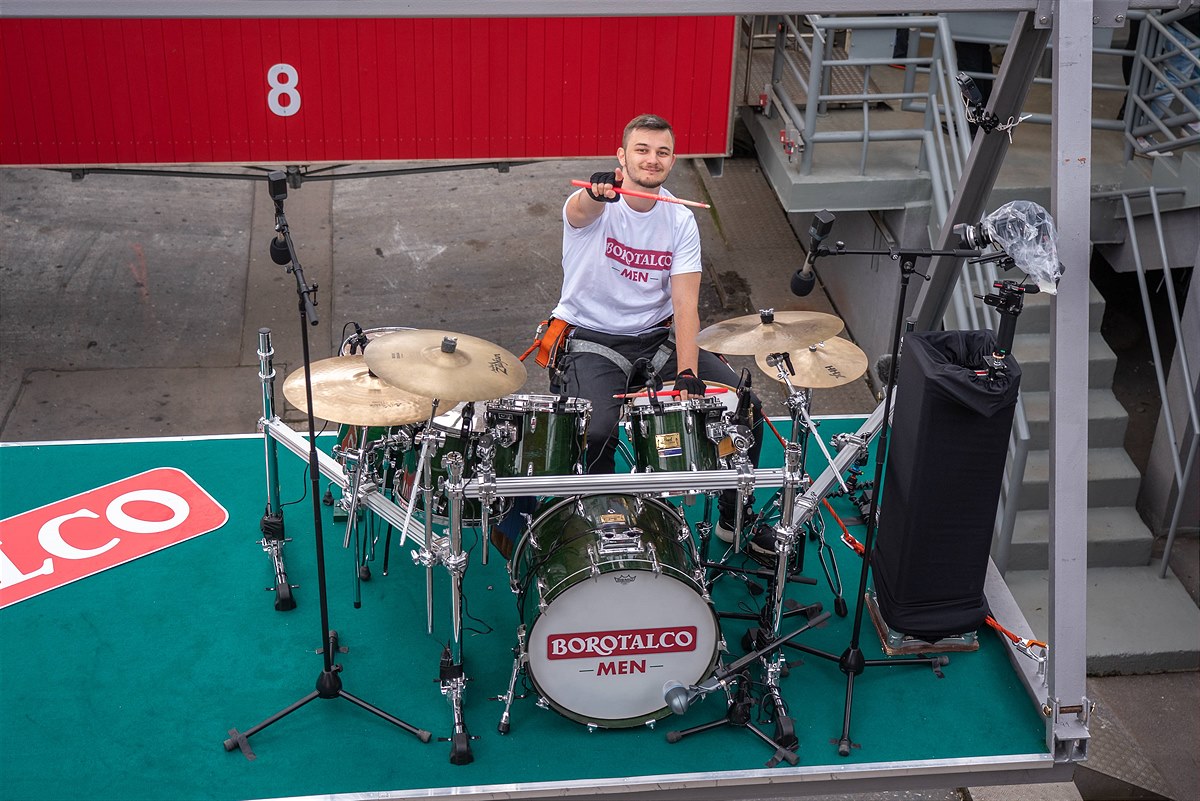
[254,326,892,765]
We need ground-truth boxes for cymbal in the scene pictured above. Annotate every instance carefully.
[282,355,430,426]
[364,329,527,403]
[696,310,844,355]
[755,337,868,389]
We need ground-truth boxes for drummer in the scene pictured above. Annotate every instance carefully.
[545,113,763,544]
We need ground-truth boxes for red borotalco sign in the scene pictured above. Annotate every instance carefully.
[0,468,228,608]
[547,625,698,660]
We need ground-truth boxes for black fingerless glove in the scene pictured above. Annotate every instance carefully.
[585,170,622,203]
[673,368,706,396]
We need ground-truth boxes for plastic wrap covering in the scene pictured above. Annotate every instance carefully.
[983,200,1062,294]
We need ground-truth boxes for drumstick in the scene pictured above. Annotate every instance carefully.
[613,388,731,399]
[570,180,712,209]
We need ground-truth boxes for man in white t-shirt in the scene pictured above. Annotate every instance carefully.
[548,114,762,541]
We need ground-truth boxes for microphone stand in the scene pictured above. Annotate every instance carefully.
[791,233,978,757]
[666,611,831,767]
[225,172,431,759]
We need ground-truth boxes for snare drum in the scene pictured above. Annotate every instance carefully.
[510,494,719,728]
[486,394,590,478]
[625,394,730,472]
[396,402,508,525]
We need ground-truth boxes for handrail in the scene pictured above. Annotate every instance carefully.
[1116,189,1200,576]
[757,12,1031,557]
[1125,10,1200,157]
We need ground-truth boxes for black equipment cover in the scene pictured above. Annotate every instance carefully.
[872,330,1021,641]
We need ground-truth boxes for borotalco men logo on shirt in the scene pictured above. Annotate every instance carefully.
[0,468,229,608]
[605,237,673,284]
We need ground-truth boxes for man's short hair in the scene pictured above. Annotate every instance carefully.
[623,114,674,147]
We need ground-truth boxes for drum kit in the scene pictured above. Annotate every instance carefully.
[252,308,882,765]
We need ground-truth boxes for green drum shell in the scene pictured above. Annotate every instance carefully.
[625,397,726,473]
[396,415,508,526]
[486,394,589,478]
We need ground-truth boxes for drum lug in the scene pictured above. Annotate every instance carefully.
[536,696,550,711]
[494,421,519,448]
[644,719,656,730]
[588,545,602,580]
[586,723,598,734]
[647,541,662,576]
[536,577,548,613]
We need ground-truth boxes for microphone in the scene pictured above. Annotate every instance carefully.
[269,233,291,266]
[662,681,692,716]
[791,209,836,297]
[349,322,370,354]
[734,368,752,423]
[661,676,722,716]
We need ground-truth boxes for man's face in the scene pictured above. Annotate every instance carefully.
[618,128,676,190]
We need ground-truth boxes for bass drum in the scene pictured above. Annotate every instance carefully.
[510,494,720,728]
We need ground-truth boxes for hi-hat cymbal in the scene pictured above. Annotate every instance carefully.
[282,355,430,427]
[364,329,527,403]
[696,310,844,355]
[756,337,868,389]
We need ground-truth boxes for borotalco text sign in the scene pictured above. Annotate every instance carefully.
[0,467,228,608]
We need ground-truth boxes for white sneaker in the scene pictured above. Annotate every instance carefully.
[714,521,736,543]
[1135,135,1169,157]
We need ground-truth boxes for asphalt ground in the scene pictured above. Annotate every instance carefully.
[0,155,1196,801]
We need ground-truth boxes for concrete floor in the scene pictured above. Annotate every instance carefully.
[0,153,1196,801]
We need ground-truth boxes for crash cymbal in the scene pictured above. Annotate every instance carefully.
[282,355,430,426]
[756,337,868,389]
[696,310,844,355]
[364,329,527,403]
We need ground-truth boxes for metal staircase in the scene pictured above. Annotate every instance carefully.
[738,12,1200,674]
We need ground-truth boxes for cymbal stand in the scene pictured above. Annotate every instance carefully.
[475,431,498,566]
[439,452,476,764]
[333,432,381,607]
[406,403,442,634]
[256,327,296,612]
[225,172,430,759]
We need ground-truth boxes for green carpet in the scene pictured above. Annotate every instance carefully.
[0,423,1048,801]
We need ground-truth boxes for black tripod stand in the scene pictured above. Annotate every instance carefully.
[224,171,430,759]
[666,611,831,766]
[788,229,978,757]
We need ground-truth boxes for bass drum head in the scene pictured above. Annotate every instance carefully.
[521,495,719,728]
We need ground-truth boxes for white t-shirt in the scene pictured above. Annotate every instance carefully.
[552,189,702,335]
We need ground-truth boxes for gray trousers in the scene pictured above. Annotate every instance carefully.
[549,326,763,515]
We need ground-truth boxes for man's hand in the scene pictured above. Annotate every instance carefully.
[585,168,624,203]
[673,368,706,401]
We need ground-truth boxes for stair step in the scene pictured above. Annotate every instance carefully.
[1003,507,1154,570]
[1019,447,1142,510]
[1011,331,1117,392]
[1017,282,1106,332]
[1020,389,1129,451]
[1004,566,1200,674]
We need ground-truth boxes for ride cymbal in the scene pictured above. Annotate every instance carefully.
[282,355,430,426]
[696,310,844,355]
[364,329,527,403]
[755,337,868,389]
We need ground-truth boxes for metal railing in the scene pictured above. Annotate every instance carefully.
[753,13,1032,556]
[1125,9,1200,158]
[1111,187,1199,574]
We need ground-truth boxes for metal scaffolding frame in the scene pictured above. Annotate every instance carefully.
[6,0,1181,781]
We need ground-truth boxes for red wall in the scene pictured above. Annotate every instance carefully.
[0,16,736,166]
